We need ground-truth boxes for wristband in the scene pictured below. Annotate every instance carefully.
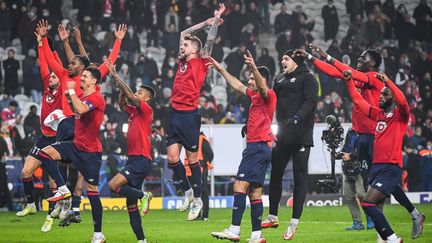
[307,54,313,60]
[68,89,76,95]
[326,55,333,62]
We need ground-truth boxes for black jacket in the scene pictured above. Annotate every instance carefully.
[273,63,318,146]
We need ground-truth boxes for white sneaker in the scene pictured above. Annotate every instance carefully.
[41,215,54,232]
[283,223,298,240]
[50,201,63,218]
[387,238,403,243]
[211,229,240,242]
[376,235,386,243]
[248,237,267,243]
[91,234,106,243]
[59,198,71,220]
[187,198,203,221]
[137,240,147,243]
[16,205,36,217]
[47,189,71,202]
[179,189,194,212]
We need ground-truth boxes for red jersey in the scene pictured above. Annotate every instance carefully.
[312,58,385,134]
[73,92,105,152]
[125,101,153,158]
[246,89,277,143]
[369,106,408,167]
[38,45,62,137]
[42,38,122,117]
[351,72,384,134]
[172,57,208,110]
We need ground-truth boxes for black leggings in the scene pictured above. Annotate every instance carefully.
[269,143,310,219]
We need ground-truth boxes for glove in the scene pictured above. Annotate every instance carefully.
[241,125,247,138]
[283,114,301,125]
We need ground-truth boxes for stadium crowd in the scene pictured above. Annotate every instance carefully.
[0,0,431,192]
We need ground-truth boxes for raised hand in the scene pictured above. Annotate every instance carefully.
[58,24,69,42]
[37,19,49,37]
[342,70,352,81]
[375,73,389,84]
[73,26,82,43]
[103,58,117,75]
[293,49,308,58]
[214,3,226,18]
[309,43,328,58]
[206,17,224,26]
[244,50,256,69]
[206,56,223,72]
[34,30,42,44]
[66,81,76,90]
[114,24,127,40]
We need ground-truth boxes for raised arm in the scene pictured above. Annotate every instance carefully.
[244,50,268,98]
[73,26,89,59]
[38,20,66,78]
[343,70,380,120]
[201,3,225,57]
[35,31,49,80]
[65,81,89,115]
[295,49,344,79]
[104,58,140,108]
[98,24,127,78]
[377,73,409,117]
[118,93,128,112]
[206,56,247,95]
[58,24,75,62]
[179,15,223,54]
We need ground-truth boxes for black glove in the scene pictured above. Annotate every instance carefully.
[283,114,301,125]
[241,125,247,138]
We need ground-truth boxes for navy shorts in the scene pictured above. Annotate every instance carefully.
[368,163,402,196]
[166,108,201,152]
[28,135,57,160]
[56,117,75,141]
[237,142,272,186]
[356,133,374,169]
[51,141,102,186]
[120,155,152,189]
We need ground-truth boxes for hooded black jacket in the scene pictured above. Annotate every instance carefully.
[273,63,318,146]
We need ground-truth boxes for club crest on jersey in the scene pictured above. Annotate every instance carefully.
[180,62,188,72]
[376,121,387,133]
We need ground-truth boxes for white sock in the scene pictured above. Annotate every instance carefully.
[410,208,420,219]
[93,232,102,238]
[46,215,52,220]
[58,185,69,193]
[268,214,278,221]
[290,218,299,225]
[387,233,397,241]
[229,225,240,235]
[185,188,193,196]
[250,230,262,239]
[28,202,36,208]
[73,207,80,212]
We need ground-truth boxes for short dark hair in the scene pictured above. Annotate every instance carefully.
[184,35,202,52]
[9,101,18,107]
[75,55,90,68]
[257,66,272,88]
[365,49,382,69]
[140,84,156,99]
[85,67,101,84]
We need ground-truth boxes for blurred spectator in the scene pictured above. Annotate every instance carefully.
[394,4,415,51]
[161,23,180,56]
[22,49,43,103]
[256,48,276,79]
[122,25,141,63]
[413,0,432,42]
[23,105,41,137]
[382,0,396,39]
[274,3,291,35]
[244,1,262,34]
[224,45,245,79]
[322,0,339,41]
[408,126,426,151]
[345,0,364,21]
[0,1,12,48]
[405,145,422,192]
[165,5,179,32]
[364,0,381,16]
[2,49,20,96]
[143,0,163,47]
[18,7,38,55]
[225,3,245,48]
[0,126,11,211]
[240,23,257,57]
[292,5,315,33]
[419,140,432,191]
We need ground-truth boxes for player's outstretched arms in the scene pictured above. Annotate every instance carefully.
[73,26,89,60]
[38,20,66,77]
[206,56,246,95]
[202,3,225,57]
[98,24,127,78]
[342,70,376,118]
[104,58,140,108]
[58,24,75,62]
[296,49,344,79]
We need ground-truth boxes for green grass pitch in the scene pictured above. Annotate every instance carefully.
[0,204,431,242]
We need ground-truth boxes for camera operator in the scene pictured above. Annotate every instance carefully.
[261,49,318,240]
[340,129,368,230]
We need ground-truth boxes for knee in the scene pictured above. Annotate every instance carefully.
[108,181,118,192]
[167,154,179,164]
[86,183,98,192]
[22,168,33,179]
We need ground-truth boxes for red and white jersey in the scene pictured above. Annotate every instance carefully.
[126,101,153,159]
[246,89,277,143]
